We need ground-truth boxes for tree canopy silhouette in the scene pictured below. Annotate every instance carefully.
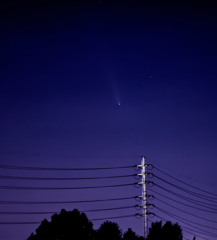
[123,228,143,240]
[96,220,122,240]
[27,209,186,240]
[27,209,95,240]
[147,221,183,240]
[27,209,143,240]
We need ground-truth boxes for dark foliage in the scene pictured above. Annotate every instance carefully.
[123,228,143,240]
[27,209,95,240]
[147,221,183,240]
[27,209,185,240]
[96,220,122,240]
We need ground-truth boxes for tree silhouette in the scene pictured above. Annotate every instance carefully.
[96,220,122,240]
[27,209,95,240]
[123,228,143,240]
[147,221,183,240]
[27,208,143,240]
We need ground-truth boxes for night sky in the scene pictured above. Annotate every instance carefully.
[1,0,217,239]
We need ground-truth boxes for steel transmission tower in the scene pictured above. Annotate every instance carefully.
[138,156,148,240]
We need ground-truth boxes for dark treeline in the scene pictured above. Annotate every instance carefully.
[27,209,193,240]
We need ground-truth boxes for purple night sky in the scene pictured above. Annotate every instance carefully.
[1,1,217,239]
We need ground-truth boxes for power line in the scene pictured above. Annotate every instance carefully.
[147,158,217,189]
[153,166,217,197]
[0,214,137,224]
[154,183,217,210]
[0,183,135,190]
[148,171,217,238]
[147,187,217,213]
[154,215,211,240]
[0,153,138,159]
[156,206,217,231]
[0,160,140,231]
[0,196,135,204]
[155,214,216,239]
[0,174,134,180]
[153,175,217,201]
[0,164,134,171]
[148,219,189,240]
[146,163,217,239]
[154,197,217,224]
[90,214,136,221]
[0,205,137,214]
[0,221,40,225]
[154,183,217,211]
[155,211,217,237]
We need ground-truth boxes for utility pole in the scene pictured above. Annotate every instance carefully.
[141,156,148,240]
[137,156,150,239]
